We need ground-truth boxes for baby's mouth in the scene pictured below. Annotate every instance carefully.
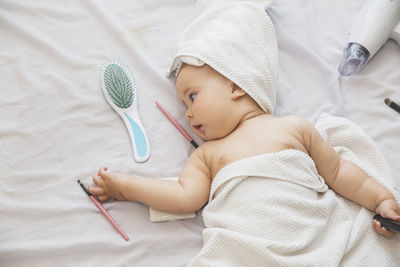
[192,124,202,131]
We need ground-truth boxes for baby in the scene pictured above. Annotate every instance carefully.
[89,62,400,237]
[89,1,400,264]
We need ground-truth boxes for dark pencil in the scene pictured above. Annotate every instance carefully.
[77,180,129,241]
[384,98,400,114]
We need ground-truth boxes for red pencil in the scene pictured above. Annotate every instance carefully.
[77,180,129,241]
[155,101,198,148]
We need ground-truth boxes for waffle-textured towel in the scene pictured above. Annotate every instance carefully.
[188,114,400,266]
[168,0,278,114]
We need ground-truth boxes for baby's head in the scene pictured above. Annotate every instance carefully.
[169,1,278,139]
[176,64,263,140]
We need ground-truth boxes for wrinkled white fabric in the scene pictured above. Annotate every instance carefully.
[1,0,400,266]
[168,0,279,114]
[189,114,400,266]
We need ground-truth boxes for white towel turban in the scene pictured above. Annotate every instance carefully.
[168,0,279,114]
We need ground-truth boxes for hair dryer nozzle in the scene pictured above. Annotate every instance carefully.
[338,43,370,76]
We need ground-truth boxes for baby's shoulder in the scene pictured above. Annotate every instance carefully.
[273,115,311,129]
[271,115,316,144]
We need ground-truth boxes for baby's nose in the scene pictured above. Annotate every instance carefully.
[185,109,193,119]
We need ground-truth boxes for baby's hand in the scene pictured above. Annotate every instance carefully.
[373,198,400,237]
[88,167,129,202]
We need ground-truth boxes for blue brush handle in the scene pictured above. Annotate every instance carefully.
[124,113,149,162]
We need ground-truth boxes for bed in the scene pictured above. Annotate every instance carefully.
[1,0,399,266]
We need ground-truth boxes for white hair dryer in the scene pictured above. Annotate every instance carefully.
[338,0,400,76]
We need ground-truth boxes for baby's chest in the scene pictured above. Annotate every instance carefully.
[209,138,303,179]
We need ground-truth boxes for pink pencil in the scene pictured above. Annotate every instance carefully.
[77,180,129,241]
[155,101,198,148]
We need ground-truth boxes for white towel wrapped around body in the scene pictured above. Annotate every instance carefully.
[188,114,400,267]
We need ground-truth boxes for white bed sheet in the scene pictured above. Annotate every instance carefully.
[1,0,399,266]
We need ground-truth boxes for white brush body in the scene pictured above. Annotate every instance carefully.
[100,59,150,162]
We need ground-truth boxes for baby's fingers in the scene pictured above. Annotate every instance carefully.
[96,194,111,202]
[99,167,109,179]
[92,173,104,187]
[382,210,400,221]
[88,185,105,196]
[373,219,396,237]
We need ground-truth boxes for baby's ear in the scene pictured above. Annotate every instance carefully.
[230,83,246,100]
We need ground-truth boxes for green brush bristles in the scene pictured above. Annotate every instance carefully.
[104,63,133,109]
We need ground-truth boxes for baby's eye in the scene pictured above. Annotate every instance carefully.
[189,93,196,101]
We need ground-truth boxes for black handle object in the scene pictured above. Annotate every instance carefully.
[373,214,400,233]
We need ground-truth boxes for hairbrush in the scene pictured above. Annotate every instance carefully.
[100,59,150,162]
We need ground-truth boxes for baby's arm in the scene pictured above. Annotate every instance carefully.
[295,116,400,236]
[89,147,211,214]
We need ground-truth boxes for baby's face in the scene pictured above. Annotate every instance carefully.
[175,64,239,141]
